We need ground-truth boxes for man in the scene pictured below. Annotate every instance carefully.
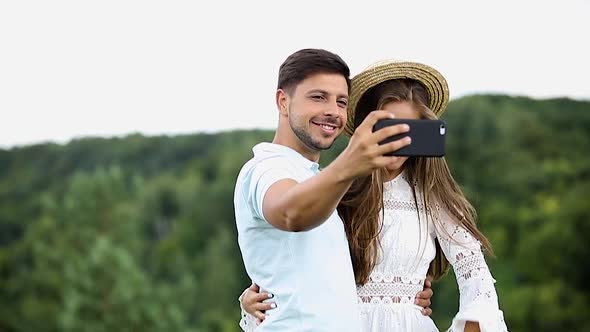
[234,48,427,331]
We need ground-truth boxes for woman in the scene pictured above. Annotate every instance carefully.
[241,60,508,331]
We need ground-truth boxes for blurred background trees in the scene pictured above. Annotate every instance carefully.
[1,95,588,331]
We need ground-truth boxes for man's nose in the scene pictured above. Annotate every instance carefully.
[324,100,340,116]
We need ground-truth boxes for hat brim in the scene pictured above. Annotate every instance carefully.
[345,61,449,136]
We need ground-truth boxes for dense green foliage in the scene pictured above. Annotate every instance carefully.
[1,95,588,331]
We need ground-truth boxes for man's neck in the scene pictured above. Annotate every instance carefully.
[272,133,321,163]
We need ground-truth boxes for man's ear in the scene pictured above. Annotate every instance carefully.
[276,89,288,115]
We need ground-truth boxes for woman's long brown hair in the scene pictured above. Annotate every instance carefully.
[338,79,493,285]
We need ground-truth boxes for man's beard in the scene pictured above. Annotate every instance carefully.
[289,115,334,151]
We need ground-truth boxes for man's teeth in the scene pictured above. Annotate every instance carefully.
[320,124,335,130]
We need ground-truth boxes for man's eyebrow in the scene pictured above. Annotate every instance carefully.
[307,89,349,99]
[306,89,328,95]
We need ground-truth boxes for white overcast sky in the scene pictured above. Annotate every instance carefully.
[1,0,589,148]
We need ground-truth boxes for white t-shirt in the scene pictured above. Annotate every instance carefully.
[234,142,360,331]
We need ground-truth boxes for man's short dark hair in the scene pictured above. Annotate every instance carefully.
[277,48,351,95]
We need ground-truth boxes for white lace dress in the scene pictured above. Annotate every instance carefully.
[239,172,508,331]
[358,172,508,332]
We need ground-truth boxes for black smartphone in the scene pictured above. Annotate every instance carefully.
[372,118,446,157]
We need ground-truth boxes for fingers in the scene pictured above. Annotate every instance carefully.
[415,288,433,303]
[415,280,433,312]
[419,286,433,300]
[374,135,411,157]
[252,292,274,303]
[414,289,431,308]
[247,300,275,322]
[243,289,276,317]
[340,110,413,176]
[371,122,410,145]
[250,292,275,310]
[352,121,411,160]
[252,309,267,321]
[253,301,277,312]
[419,280,434,301]
[414,296,431,309]
[250,294,276,324]
[415,290,432,309]
[350,109,412,152]
[420,307,433,316]
[245,292,275,308]
[248,282,260,292]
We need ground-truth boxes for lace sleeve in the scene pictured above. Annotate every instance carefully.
[238,288,259,331]
[433,204,508,332]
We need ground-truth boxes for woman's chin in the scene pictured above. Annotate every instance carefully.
[385,163,402,172]
[385,157,408,172]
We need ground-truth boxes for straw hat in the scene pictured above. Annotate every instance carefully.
[345,60,449,135]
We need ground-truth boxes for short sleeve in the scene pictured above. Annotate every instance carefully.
[247,157,299,222]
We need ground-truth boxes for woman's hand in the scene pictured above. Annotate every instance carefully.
[415,278,433,316]
[241,283,276,324]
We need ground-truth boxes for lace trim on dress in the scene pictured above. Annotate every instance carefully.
[383,199,428,212]
[357,275,423,305]
[454,250,489,281]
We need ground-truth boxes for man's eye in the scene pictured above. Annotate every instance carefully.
[311,95,325,100]
[338,100,348,107]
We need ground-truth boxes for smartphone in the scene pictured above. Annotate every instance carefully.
[372,118,446,157]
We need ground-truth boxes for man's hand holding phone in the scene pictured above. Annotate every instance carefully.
[331,111,412,180]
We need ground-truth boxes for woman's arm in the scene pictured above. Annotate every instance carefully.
[464,321,480,332]
[241,281,435,319]
[434,204,508,332]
